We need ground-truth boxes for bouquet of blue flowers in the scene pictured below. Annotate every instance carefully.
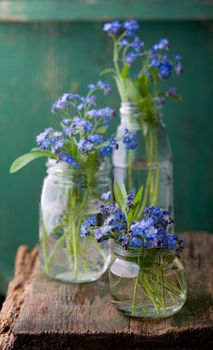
[10,81,119,173]
[102,19,182,112]
[103,19,183,212]
[81,182,186,318]
[10,82,136,282]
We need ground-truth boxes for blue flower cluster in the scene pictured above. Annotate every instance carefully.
[165,87,181,99]
[87,107,115,125]
[132,37,144,52]
[149,51,182,81]
[125,52,143,66]
[103,21,121,36]
[80,216,96,236]
[153,38,169,51]
[95,225,113,241]
[123,129,137,150]
[126,206,175,248]
[83,198,124,239]
[103,19,140,37]
[77,133,105,156]
[119,36,144,51]
[101,191,111,201]
[62,117,93,136]
[88,80,111,95]
[77,95,97,111]
[36,128,64,154]
[103,19,183,104]
[98,137,119,156]
[35,81,125,167]
[59,152,79,168]
[51,80,111,114]
[129,214,180,249]
[51,93,81,113]
[81,192,183,252]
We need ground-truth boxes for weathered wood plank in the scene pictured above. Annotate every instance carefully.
[14,272,129,334]
[0,245,39,350]
[0,0,213,22]
[0,232,213,349]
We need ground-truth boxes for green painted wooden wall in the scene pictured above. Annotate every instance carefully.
[0,1,213,294]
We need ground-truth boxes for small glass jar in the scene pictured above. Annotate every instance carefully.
[113,102,173,214]
[109,244,187,319]
[39,159,112,283]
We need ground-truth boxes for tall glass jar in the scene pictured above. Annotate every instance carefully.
[39,159,112,283]
[113,102,173,213]
[109,244,187,319]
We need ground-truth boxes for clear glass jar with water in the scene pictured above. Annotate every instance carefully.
[39,159,112,283]
[113,102,173,213]
[109,244,187,318]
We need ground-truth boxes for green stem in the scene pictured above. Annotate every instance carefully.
[176,270,186,291]
[141,274,162,315]
[113,36,121,75]
[144,274,165,309]
[149,270,185,300]
[94,239,108,262]
[47,230,68,270]
[41,224,49,274]
[42,162,101,279]
[141,169,152,211]
[132,273,139,316]
[152,128,159,205]
[71,214,78,280]
[111,276,123,289]
[160,267,166,313]
[128,151,133,191]
[63,187,79,280]
[144,126,160,207]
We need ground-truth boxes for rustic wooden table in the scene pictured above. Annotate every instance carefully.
[0,232,212,350]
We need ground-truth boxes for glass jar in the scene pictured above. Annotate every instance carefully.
[109,244,187,319]
[39,159,112,283]
[113,102,173,213]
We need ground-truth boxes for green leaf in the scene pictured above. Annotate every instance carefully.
[134,185,144,206]
[113,181,127,214]
[123,77,140,102]
[100,68,115,76]
[127,185,143,224]
[96,125,108,134]
[120,183,127,199]
[69,138,78,156]
[136,75,150,97]
[30,147,41,152]
[121,63,129,78]
[150,66,158,83]
[10,151,52,173]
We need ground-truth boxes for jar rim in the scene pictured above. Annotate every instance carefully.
[114,242,178,258]
[120,101,163,126]
[46,157,110,176]
[120,100,162,111]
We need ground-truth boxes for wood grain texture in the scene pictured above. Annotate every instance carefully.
[0,232,213,349]
[0,245,39,350]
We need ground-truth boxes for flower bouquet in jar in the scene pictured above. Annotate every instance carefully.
[81,182,187,318]
[103,19,183,212]
[10,81,135,283]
